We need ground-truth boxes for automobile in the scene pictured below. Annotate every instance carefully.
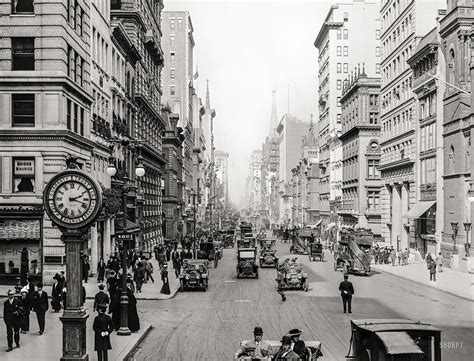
[345,319,442,360]
[309,242,324,262]
[277,260,309,291]
[259,238,276,249]
[238,237,256,249]
[335,228,373,275]
[197,241,219,268]
[179,260,209,292]
[235,340,323,360]
[259,247,278,268]
[236,248,259,279]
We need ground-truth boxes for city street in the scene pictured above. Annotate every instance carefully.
[132,241,474,360]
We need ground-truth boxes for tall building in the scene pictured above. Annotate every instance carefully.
[438,0,473,268]
[111,0,166,252]
[161,11,195,235]
[261,91,280,227]
[191,94,206,225]
[0,0,95,283]
[277,114,309,225]
[379,0,445,250]
[314,0,381,234]
[215,150,229,211]
[339,71,382,237]
[407,20,445,259]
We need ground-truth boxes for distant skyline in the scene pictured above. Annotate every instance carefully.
[164,0,333,204]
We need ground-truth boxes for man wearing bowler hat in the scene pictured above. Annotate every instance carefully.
[288,328,306,359]
[273,335,301,360]
[339,273,354,313]
[234,326,270,360]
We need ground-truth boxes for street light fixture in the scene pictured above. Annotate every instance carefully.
[451,222,459,254]
[464,222,472,257]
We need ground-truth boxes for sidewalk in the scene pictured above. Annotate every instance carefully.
[0,298,152,360]
[0,258,180,301]
[371,261,474,302]
[83,258,180,301]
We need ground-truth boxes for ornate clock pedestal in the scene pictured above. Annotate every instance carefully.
[60,228,89,361]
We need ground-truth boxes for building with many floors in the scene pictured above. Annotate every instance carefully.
[314,0,381,234]
[161,10,195,235]
[378,0,445,250]
[215,150,229,210]
[407,20,446,259]
[277,114,309,226]
[339,70,382,237]
[438,0,473,268]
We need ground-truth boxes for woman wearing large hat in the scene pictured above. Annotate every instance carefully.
[288,329,306,359]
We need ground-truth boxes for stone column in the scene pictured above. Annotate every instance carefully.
[103,218,111,261]
[401,183,409,250]
[90,225,98,277]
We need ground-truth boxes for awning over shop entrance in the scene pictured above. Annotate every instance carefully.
[375,331,424,355]
[403,201,436,219]
[325,222,336,232]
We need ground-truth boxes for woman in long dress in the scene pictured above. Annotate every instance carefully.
[97,258,106,283]
[108,289,121,331]
[127,287,140,332]
[160,264,171,295]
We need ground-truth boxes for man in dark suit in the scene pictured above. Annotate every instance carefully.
[4,289,24,351]
[288,328,306,359]
[94,284,110,312]
[33,283,48,334]
[339,274,355,313]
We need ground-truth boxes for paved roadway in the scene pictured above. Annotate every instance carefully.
[133,240,474,360]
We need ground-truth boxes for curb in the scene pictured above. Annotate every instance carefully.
[372,266,474,303]
[122,324,154,361]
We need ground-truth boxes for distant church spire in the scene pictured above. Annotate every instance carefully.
[205,79,211,110]
[270,90,278,135]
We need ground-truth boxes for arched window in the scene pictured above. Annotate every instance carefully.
[449,49,456,88]
[449,145,456,173]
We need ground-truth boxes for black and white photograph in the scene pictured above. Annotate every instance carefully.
[0,0,473,360]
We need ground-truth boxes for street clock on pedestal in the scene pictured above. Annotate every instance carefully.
[43,169,103,229]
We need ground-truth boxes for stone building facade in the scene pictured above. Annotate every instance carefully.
[339,72,382,237]
[439,0,473,269]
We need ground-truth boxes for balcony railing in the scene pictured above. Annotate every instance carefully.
[112,113,129,137]
[92,114,111,139]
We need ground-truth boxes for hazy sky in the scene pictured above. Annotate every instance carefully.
[164,0,333,204]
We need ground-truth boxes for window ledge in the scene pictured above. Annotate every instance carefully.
[10,14,35,17]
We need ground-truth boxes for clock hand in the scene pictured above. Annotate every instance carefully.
[69,191,87,201]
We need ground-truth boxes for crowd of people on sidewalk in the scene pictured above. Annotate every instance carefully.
[372,245,410,266]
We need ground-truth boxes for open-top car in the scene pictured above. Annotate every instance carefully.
[179,259,209,292]
[259,247,278,268]
[197,241,219,267]
[277,260,309,291]
[236,340,323,360]
[236,248,259,279]
[345,319,441,361]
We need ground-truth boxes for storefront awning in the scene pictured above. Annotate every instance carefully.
[325,222,336,232]
[115,219,140,233]
[403,201,436,219]
[375,331,424,355]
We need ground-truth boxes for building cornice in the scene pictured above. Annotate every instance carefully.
[378,157,415,171]
[339,125,381,142]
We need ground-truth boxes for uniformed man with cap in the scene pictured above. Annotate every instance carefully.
[93,303,114,361]
[339,273,354,313]
[234,326,270,360]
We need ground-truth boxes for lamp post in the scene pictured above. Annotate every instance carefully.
[450,222,459,254]
[107,140,145,336]
[464,222,472,257]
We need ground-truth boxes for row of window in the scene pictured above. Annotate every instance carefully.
[67,45,85,88]
[381,0,411,33]
[336,29,349,40]
[336,46,349,57]
[382,44,413,85]
[382,107,413,140]
[381,76,413,112]
[169,17,183,31]
[381,139,413,164]
[67,0,85,38]
[66,98,85,136]
[92,26,110,72]
[337,63,349,74]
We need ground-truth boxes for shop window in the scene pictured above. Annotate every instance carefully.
[11,0,34,13]
[12,37,34,70]
[12,94,35,126]
[13,158,35,192]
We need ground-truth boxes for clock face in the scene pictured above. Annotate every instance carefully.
[44,170,102,228]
